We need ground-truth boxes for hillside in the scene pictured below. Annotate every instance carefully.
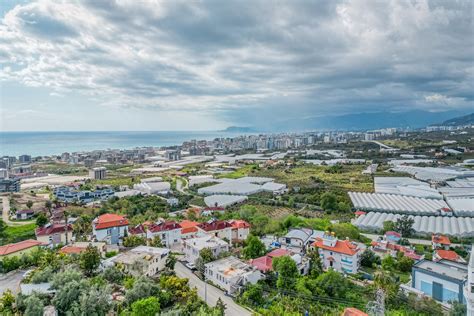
[440,113,474,126]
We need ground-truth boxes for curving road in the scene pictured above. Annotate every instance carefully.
[1,196,34,226]
[174,262,252,316]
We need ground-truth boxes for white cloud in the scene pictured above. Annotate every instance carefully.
[0,0,472,123]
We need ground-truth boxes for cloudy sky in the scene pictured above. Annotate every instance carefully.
[0,0,472,131]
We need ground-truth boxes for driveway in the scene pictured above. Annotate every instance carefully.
[0,270,27,295]
[174,262,251,316]
[1,196,34,226]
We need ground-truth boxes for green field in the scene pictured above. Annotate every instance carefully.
[1,223,37,245]
[221,163,374,192]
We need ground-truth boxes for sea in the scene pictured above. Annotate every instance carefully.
[0,131,249,157]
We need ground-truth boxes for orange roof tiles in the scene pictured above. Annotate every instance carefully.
[228,220,251,229]
[342,308,368,316]
[313,238,360,256]
[180,219,200,234]
[435,249,461,262]
[432,234,451,245]
[59,246,84,255]
[94,213,129,230]
[0,240,46,256]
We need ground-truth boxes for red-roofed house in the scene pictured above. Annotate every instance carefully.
[93,213,129,244]
[180,220,201,239]
[371,238,424,261]
[36,223,73,246]
[228,220,250,242]
[128,224,147,238]
[312,233,361,274]
[250,248,291,272]
[0,240,46,258]
[147,220,182,247]
[432,234,451,250]
[342,308,368,316]
[60,242,107,256]
[197,220,233,241]
[433,250,466,263]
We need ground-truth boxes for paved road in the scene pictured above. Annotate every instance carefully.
[174,262,251,316]
[361,233,462,247]
[0,270,27,295]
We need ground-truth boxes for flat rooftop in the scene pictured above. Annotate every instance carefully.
[414,260,467,281]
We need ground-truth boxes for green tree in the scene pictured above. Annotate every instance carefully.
[26,200,34,209]
[360,249,380,268]
[450,300,467,316]
[0,289,15,312]
[397,255,414,273]
[0,219,6,238]
[331,223,360,240]
[165,253,177,270]
[123,235,147,247]
[125,276,160,305]
[35,213,48,227]
[382,221,396,233]
[242,235,266,259]
[24,293,44,316]
[240,284,265,306]
[374,270,399,299]
[45,200,53,217]
[199,248,215,263]
[102,266,125,284]
[130,296,160,316]
[79,245,101,276]
[321,192,338,211]
[69,285,111,316]
[315,270,348,298]
[215,297,226,316]
[52,280,88,313]
[149,235,163,247]
[395,215,415,237]
[381,255,397,271]
[306,248,323,277]
[273,256,299,290]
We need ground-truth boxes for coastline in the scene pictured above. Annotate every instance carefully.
[0,130,253,157]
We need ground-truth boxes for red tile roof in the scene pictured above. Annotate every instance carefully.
[267,248,290,258]
[435,250,461,262]
[432,234,451,245]
[36,223,73,236]
[313,238,360,256]
[354,210,366,216]
[198,220,232,232]
[0,240,46,256]
[148,221,181,233]
[180,220,200,234]
[342,308,368,316]
[128,224,146,235]
[94,214,129,230]
[250,256,273,272]
[228,220,251,229]
[59,246,84,255]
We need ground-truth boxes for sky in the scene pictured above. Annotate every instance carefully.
[0,0,473,131]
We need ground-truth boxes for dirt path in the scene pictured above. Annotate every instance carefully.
[1,196,35,226]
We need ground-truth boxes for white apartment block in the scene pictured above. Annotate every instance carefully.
[204,256,263,295]
[312,233,361,274]
[103,246,169,277]
[182,235,229,264]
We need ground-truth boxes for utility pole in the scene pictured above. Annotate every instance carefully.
[204,274,207,304]
[366,289,385,316]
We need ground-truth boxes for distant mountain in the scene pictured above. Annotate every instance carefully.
[269,110,469,132]
[223,126,258,133]
[438,113,474,126]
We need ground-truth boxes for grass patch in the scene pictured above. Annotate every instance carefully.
[1,223,37,245]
